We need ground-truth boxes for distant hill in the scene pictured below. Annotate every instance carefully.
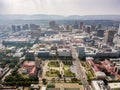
[0,14,120,20]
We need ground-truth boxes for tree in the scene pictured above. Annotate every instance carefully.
[71,78,78,83]
[64,77,66,83]
[9,63,16,68]
[47,83,55,88]
[42,78,47,85]
[51,78,55,83]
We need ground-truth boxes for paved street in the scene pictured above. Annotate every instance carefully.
[1,69,12,82]
[71,46,91,90]
[42,60,49,79]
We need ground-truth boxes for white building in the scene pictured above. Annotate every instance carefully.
[95,71,106,79]
[57,48,71,57]
[50,50,57,56]
[108,83,120,90]
[91,80,107,90]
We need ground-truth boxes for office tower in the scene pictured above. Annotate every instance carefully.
[91,25,96,31]
[105,30,116,45]
[22,24,29,30]
[118,24,120,35]
[30,24,39,30]
[74,21,79,29]
[80,22,84,29]
[16,25,21,31]
[49,21,59,30]
[49,21,56,29]
[98,24,102,29]
[86,26,91,33]
[11,25,16,32]
[77,46,85,59]
[66,25,70,30]
[97,29,104,37]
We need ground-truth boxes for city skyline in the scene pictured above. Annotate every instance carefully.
[0,0,120,16]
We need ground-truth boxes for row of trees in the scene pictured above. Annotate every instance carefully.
[42,78,80,84]
[4,72,38,86]
[0,58,19,68]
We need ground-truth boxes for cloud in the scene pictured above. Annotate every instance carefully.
[0,1,5,13]
[0,0,120,15]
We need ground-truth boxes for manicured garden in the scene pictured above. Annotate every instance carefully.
[46,60,75,77]
[46,69,60,77]
[64,69,75,77]
[86,71,95,80]
[48,61,60,67]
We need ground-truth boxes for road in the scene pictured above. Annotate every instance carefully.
[71,46,91,90]
[1,69,13,82]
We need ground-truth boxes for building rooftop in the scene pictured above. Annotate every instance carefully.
[23,61,36,67]
[108,83,120,89]
[92,80,106,90]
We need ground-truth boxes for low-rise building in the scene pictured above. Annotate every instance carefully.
[57,48,71,57]
[22,61,38,77]
[91,80,107,90]
[108,83,120,90]
[30,84,40,90]
[29,67,37,77]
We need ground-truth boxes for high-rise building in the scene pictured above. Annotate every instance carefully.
[30,24,39,30]
[22,24,29,30]
[118,24,120,35]
[66,25,70,30]
[49,21,59,30]
[77,46,85,59]
[16,25,21,31]
[74,21,79,29]
[91,25,96,31]
[49,21,56,29]
[105,30,116,45]
[86,26,91,33]
[80,22,84,29]
[97,24,102,29]
[97,29,104,37]
[11,25,16,32]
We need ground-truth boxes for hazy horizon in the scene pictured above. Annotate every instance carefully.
[0,0,120,16]
[0,14,120,16]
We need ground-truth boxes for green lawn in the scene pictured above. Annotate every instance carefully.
[64,69,75,77]
[48,61,60,67]
[86,71,94,79]
[46,69,60,77]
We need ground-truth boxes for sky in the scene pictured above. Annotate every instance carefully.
[0,0,120,16]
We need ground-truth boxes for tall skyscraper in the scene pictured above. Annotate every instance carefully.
[97,24,102,29]
[30,24,39,30]
[118,24,120,35]
[80,22,84,29]
[77,46,85,59]
[49,21,56,29]
[49,21,59,30]
[22,24,29,30]
[86,26,91,33]
[16,25,21,31]
[11,25,16,32]
[105,30,116,45]
[97,29,104,37]
[91,25,96,31]
[74,21,79,29]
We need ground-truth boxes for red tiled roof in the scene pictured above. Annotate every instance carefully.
[29,67,37,75]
